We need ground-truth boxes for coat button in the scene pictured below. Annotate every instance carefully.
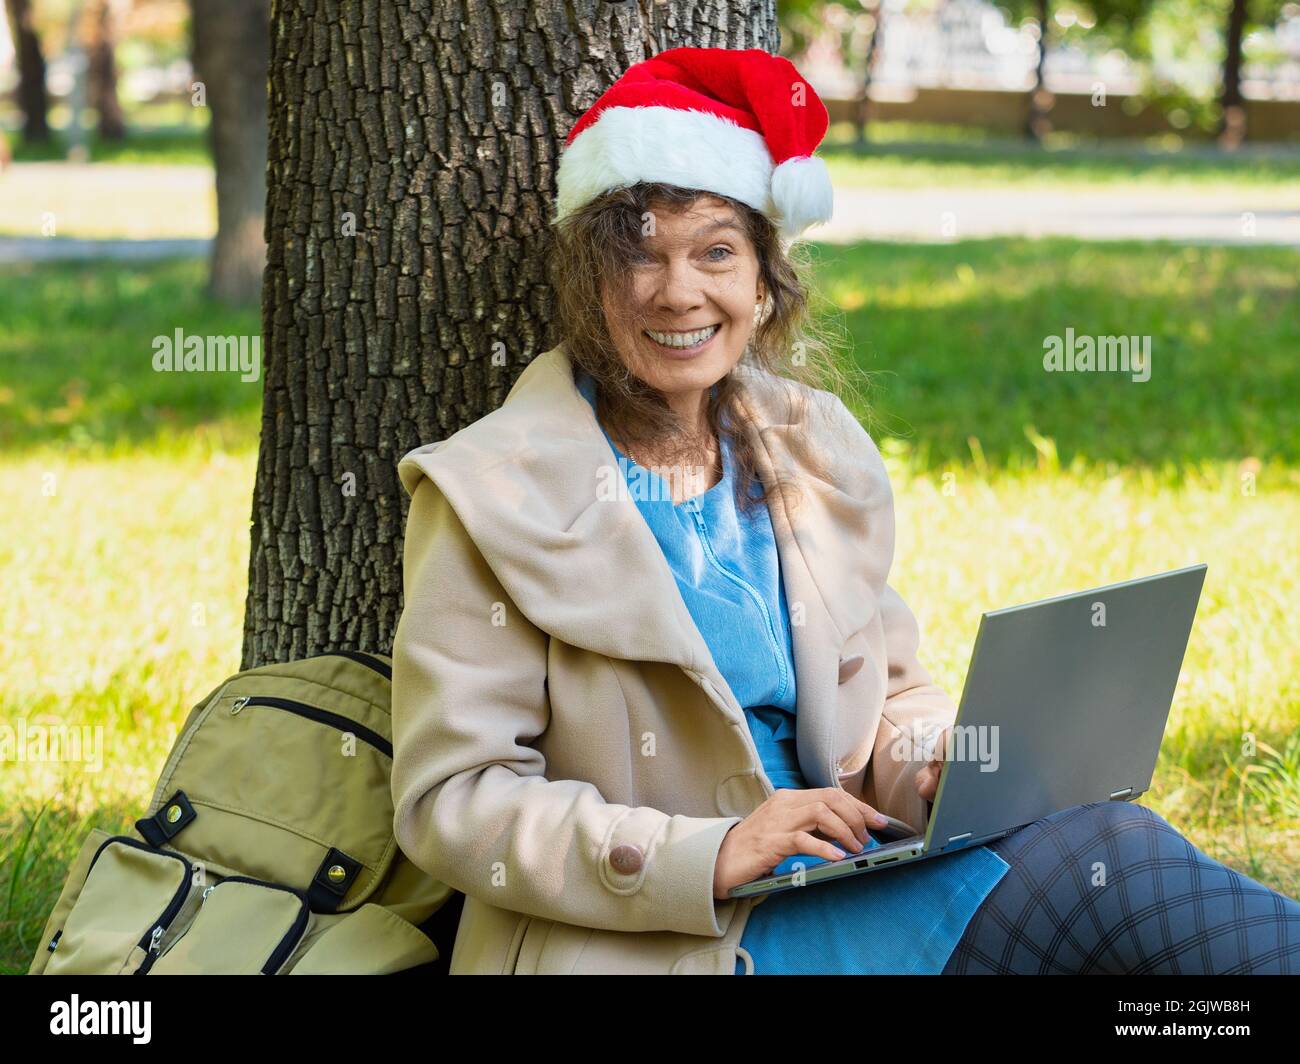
[838,654,864,684]
[608,844,644,875]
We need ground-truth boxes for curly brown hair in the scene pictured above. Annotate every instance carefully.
[549,181,868,518]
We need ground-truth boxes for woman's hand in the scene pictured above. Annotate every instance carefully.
[914,726,952,803]
[712,787,891,899]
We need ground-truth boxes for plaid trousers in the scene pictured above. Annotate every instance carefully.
[939,799,1300,974]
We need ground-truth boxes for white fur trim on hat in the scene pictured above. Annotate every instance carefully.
[770,154,834,240]
[554,105,774,225]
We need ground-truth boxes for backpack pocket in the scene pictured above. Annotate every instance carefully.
[286,903,438,974]
[148,876,312,975]
[44,836,199,975]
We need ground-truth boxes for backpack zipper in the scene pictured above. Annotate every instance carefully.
[229,695,393,758]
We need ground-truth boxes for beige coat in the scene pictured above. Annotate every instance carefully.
[390,343,959,974]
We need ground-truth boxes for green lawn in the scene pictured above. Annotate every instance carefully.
[2,241,1297,973]
[823,122,1300,191]
[3,108,210,166]
[0,258,259,453]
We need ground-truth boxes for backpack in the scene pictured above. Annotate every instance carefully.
[28,652,461,975]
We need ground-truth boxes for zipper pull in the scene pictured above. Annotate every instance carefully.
[148,925,165,954]
[230,696,250,715]
[202,885,215,903]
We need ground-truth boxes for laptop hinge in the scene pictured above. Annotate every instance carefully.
[1109,787,1135,800]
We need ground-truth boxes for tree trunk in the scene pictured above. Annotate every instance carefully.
[242,0,779,668]
[86,0,126,141]
[191,0,269,304]
[1025,0,1052,141]
[5,0,50,143]
[853,2,884,146]
[1217,0,1248,149]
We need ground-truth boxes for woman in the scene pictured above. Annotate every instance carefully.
[390,47,1300,975]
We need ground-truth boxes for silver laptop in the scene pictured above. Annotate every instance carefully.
[728,563,1208,899]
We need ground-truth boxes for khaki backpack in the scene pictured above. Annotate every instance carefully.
[29,652,459,975]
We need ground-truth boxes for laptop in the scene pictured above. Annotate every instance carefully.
[727,563,1208,899]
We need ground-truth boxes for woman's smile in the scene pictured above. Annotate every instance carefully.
[642,322,722,359]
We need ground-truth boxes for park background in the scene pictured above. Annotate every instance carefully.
[1,0,1297,974]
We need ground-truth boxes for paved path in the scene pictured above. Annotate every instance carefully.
[0,236,211,263]
[818,186,1300,246]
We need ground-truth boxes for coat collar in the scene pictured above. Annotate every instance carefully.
[397,344,893,787]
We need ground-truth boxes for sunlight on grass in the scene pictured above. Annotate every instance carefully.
[3,441,1295,970]
[0,163,216,240]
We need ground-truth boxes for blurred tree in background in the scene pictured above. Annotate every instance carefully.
[83,0,124,140]
[4,0,50,141]
[190,0,267,304]
[769,0,1296,145]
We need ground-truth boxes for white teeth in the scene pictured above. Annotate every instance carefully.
[644,324,720,349]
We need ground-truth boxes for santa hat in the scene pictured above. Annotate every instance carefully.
[553,46,834,242]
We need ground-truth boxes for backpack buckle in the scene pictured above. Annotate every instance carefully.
[308,848,362,913]
[135,789,197,847]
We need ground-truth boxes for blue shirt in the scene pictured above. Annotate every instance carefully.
[575,366,1010,974]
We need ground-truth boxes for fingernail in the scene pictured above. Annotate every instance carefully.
[832,847,846,859]
[873,813,889,826]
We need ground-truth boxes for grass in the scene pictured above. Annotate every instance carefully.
[823,121,1300,192]
[3,107,210,166]
[1,238,1297,973]
[819,238,1300,473]
[0,259,259,454]
[0,162,215,241]
[0,117,214,240]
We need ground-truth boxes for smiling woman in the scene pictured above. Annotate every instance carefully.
[550,178,852,514]
[387,46,1300,976]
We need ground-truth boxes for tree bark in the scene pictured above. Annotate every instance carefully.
[191,0,269,304]
[86,0,126,141]
[242,0,779,668]
[1217,0,1248,148]
[5,0,50,143]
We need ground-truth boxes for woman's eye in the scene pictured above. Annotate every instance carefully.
[705,245,734,262]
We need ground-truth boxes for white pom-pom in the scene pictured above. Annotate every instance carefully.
[770,155,834,240]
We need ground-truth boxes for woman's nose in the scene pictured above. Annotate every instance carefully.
[651,260,707,313]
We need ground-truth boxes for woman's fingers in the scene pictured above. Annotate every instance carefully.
[788,787,888,845]
[790,796,869,855]
[788,831,852,865]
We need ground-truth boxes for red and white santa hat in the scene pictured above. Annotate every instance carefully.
[554,46,834,242]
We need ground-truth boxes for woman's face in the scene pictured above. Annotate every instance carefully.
[601,196,763,406]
